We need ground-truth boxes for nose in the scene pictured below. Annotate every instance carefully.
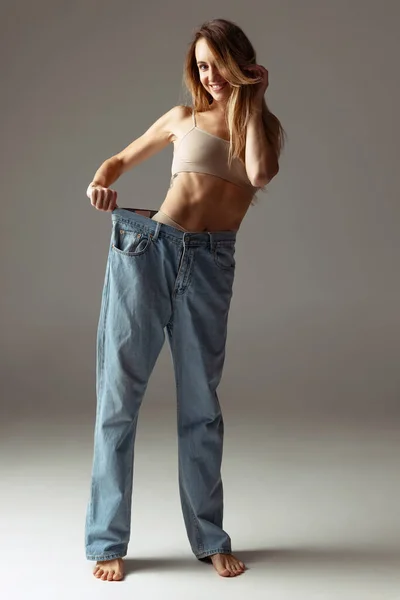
[209,67,223,82]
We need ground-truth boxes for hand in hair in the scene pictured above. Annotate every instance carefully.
[243,64,269,99]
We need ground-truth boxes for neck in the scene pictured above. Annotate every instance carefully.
[209,101,228,115]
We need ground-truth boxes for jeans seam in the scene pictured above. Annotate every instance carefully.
[171,322,204,554]
[87,254,111,532]
[97,253,111,403]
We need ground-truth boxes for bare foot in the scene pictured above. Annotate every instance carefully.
[93,557,124,581]
[210,553,245,577]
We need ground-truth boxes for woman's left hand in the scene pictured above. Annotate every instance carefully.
[243,64,269,99]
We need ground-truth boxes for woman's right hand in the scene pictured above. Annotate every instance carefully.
[87,182,118,211]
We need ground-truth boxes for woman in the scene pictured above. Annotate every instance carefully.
[85,18,285,581]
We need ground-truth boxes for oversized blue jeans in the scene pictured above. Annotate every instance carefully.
[85,207,236,561]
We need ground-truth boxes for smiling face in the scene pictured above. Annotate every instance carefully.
[195,38,230,104]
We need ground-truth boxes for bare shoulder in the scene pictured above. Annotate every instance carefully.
[114,104,191,174]
[170,104,192,120]
[168,104,193,142]
[149,104,191,141]
[155,104,190,134]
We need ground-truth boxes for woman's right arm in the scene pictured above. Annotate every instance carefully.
[87,105,185,211]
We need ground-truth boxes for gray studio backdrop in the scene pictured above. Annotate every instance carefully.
[2,3,399,458]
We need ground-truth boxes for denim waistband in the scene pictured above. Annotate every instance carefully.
[111,207,237,244]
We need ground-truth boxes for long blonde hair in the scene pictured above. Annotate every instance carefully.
[182,18,286,201]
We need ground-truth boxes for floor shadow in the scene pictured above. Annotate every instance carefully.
[123,544,400,575]
[232,544,400,570]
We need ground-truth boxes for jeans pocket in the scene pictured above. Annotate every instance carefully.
[213,242,236,271]
[111,223,152,257]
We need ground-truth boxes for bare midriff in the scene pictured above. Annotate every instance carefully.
[158,170,255,232]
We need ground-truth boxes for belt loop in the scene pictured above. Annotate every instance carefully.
[208,232,215,252]
[152,221,161,241]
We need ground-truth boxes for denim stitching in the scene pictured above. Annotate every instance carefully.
[213,244,236,271]
[85,254,111,537]
[97,253,111,402]
[195,548,232,559]
[122,418,136,546]
[111,239,152,258]
[86,550,127,561]
[113,216,235,248]
[175,247,195,297]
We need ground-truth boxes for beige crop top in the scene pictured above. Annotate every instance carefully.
[170,108,258,191]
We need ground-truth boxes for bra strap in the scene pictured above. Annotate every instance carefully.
[192,108,196,127]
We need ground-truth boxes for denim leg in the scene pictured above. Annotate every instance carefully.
[85,218,169,561]
[166,236,236,559]
[85,209,237,562]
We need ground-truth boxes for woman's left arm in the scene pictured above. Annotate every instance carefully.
[244,65,279,187]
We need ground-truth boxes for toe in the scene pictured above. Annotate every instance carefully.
[107,570,114,581]
[95,568,103,578]
[215,562,230,577]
